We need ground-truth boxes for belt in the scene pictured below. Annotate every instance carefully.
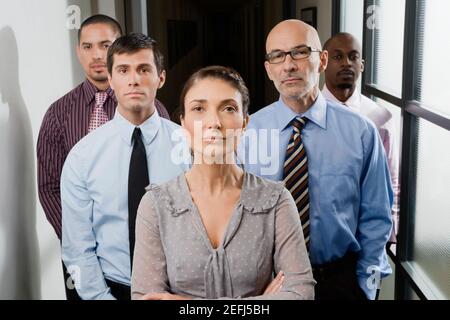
[312,252,359,282]
[105,278,131,300]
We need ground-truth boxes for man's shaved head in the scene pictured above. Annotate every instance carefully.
[323,32,362,54]
[266,19,322,54]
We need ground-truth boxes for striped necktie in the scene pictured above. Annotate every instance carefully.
[283,117,310,249]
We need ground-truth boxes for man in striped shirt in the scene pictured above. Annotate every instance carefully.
[36,15,169,300]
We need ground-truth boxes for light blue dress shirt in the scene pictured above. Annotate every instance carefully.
[61,109,190,300]
[238,93,393,299]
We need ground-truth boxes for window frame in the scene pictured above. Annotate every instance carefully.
[337,0,450,300]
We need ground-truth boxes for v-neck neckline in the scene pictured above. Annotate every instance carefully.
[180,172,247,251]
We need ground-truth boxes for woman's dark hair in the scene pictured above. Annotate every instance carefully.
[179,66,250,118]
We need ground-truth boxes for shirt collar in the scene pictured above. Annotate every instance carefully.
[81,79,115,105]
[159,171,287,216]
[322,84,361,112]
[275,92,327,131]
[113,108,161,146]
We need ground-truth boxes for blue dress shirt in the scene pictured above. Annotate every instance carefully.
[238,93,393,299]
[61,109,190,300]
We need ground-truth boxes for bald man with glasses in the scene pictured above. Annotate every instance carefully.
[239,20,393,300]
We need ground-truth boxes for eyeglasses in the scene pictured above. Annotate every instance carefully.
[265,45,322,64]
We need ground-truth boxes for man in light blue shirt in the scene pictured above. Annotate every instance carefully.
[61,33,189,300]
[239,20,393,300]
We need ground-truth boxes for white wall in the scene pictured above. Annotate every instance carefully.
[296,0,332,87]
[340,0,365,93]
[340,0,364,45]
[0,0,94,300]
[297,0,332,48]
[94,0,125,31]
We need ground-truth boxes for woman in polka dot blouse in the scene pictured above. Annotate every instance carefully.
[131,66,315,300]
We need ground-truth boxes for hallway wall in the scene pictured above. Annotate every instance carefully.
[297,0,332,47]
[0,0,94,300]
[297,0,332,88]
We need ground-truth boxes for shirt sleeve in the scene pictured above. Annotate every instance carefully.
[357,123,394,300]
[61,150,116,300]
[243,188,316,300]
[381,121,400,242]
[37,105,65,239]
[131,191,170,300]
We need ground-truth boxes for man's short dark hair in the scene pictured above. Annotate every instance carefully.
[78,14,123,43]
[107,33,165,75]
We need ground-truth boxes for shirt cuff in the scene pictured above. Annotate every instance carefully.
[102,293,117,300]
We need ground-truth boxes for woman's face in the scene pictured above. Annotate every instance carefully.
[181,78,248,164]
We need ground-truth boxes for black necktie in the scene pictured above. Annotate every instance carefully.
[128,127,149,268]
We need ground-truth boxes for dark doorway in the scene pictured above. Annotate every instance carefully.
[147,0,278,120]
[200,0,265,115]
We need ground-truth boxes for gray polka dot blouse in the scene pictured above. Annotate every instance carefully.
[131,171,315,300]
